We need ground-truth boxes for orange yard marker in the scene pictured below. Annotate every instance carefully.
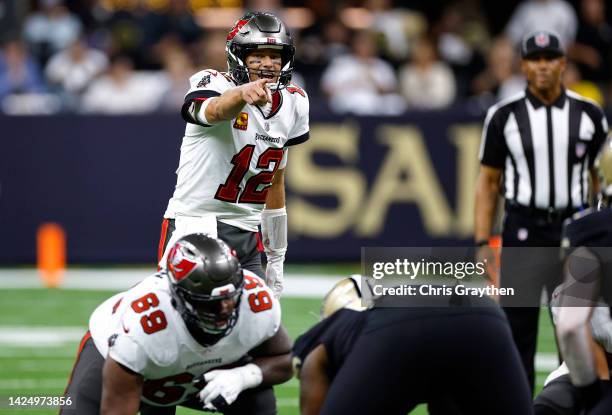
[486,235,502,301]
[37,223,66,288]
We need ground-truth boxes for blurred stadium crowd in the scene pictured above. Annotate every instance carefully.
[0,0,610,115]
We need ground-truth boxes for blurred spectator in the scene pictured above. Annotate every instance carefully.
[563,61,604,106]
[321,20,350,62]
[157,49,195,112]
[81,55,165,114]
[136,0,201,69]
[321,30,405,115]
[569,0,612,84]
[45,38,108,103]
[22,0,82,65]
[140,0,201,47]
[365,0,427,63]
[192,30,228,72]
[505,0,578,47]
[0,0,21,41]
[399,36,456,110]
[472,36,525,101]
[0,40,45,101]
[433,2,489,98]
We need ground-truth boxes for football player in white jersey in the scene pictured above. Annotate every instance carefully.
[61,234,292,415]
[158,12,310,298]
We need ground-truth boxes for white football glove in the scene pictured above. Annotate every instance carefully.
[261,207,287,298]
[197,364,263,411]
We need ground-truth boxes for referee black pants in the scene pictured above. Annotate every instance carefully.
[500,210,563,395]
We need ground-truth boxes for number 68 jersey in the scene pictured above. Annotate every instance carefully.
[89,271,280,407]
[164,69,310,232]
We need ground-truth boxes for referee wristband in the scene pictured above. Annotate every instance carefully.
[475,239,489,247]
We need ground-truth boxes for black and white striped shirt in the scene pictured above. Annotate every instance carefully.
[479,88,608,210]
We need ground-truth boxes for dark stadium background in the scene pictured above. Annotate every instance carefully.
[0,0,610,414]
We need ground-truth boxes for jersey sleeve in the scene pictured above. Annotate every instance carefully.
[108,332,150,375]
[240,272,282,347]
[586,105,609,168]
[181,70,233,127]
[285,85,310,147]
[106,283,182,377]
[479,106,508,169]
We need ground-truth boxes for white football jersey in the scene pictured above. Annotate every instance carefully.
[164,69,310,232]
[89,270,280,407]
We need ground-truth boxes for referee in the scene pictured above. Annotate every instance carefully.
[475,30,608,393]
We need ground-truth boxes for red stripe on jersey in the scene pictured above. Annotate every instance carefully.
[157,219,170,270]
[63,330,92,396]
[271,91,281,115]
[112,297,123,314]
[256,231,264,253]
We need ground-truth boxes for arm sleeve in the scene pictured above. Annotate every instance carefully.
[285,90,310,147]
[587,107,609,168]
[479,107,508,168]
[108,333,149,376]
[181,70,232,126]
[279,148,288,169]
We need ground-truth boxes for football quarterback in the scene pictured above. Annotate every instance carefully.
[158,12,310,298]
[61,234,292,415]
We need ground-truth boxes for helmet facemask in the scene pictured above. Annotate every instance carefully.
[171,282,243,345]
[166,234,245,346]
[226,12,295,90]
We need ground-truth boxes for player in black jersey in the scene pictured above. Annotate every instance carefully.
[293,277,533,415]
[537,135,612,414]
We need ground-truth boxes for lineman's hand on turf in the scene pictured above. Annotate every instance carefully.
[240,78,272,106]
[197,364,263,411]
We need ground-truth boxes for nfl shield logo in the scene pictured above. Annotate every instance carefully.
[535,33,550,47]
[575,142,586,158]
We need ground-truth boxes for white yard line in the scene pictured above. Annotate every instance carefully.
[0,379,67,389]
[0,269,342,298]
[0,327,85,346]
[0,326,562,372]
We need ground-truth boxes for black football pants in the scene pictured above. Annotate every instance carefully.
[500,210,563,394]
[318,307,533,415]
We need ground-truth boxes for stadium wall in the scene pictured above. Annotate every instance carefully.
[1,109,486,263]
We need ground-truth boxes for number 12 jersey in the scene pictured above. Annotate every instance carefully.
[164,69,310,232]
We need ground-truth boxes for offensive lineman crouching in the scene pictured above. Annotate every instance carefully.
[61,234,292,415]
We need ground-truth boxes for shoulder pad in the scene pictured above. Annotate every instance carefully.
[119,288,182,367]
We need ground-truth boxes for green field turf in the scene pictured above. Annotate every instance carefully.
[0,288,557,415]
